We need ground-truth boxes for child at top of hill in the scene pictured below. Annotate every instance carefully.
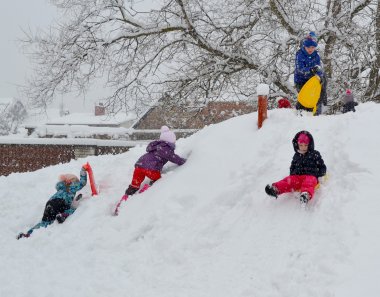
[17,165,88,239]
[294,32,328,115]
[265,131,327,204]
[341,89,358,113]
[124,125,186,196]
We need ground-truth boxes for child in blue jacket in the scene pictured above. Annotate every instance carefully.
[17,166,88,239]
[294,32,328,115]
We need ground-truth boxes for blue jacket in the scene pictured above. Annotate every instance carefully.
[290,131,327,178]
[294,47,323,85]
[49,168,87,206]
[135,140,186,171]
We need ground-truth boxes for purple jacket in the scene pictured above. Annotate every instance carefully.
[135,140,186,171]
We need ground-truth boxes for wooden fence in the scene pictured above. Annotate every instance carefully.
[0,141,136,176]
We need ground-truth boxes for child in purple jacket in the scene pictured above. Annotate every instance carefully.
[124,126,186,195]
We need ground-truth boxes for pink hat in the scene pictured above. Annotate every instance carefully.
[346,89,352,94]
[159,126,176,143]
[297,133,310,145]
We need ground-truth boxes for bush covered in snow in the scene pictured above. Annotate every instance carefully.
[0,99,27,135]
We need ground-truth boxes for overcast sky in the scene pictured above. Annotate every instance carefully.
[0,1,157,113]
[0,0,57,100]
[0,1,105,112]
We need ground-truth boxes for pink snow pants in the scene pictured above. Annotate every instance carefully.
[273,175,318,199]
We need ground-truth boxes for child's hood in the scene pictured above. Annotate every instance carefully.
[55,181,67,191]
[292,130,315,152]
[146,140,175,152]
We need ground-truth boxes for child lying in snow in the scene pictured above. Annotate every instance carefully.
[17,165,88,239]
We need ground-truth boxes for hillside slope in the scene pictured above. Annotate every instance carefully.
[1,103,379,297]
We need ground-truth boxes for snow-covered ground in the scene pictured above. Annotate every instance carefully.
[1,103,379,297]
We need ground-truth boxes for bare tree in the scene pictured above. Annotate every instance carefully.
[23,0,379,114]
[0,100,27,135]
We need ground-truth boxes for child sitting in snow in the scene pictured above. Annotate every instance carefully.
[342,89,358,113]
[124,126,186,196]
[17,166,88,239]
[265,131,327,203]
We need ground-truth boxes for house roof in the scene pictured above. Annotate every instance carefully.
[23,108,137,127]
[133,101,257,130]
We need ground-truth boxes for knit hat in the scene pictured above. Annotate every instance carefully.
[297,133,310,145]
[303,37,318,48]
[159,125,176,143]
[59,174,79,184]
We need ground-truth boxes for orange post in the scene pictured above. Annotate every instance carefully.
[85,162,98,196]
[257,95,268,129]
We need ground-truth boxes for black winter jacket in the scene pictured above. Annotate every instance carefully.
[290,131,327,178]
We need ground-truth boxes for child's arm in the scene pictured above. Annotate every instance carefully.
[315,151,327,177]
[157,147,186,166]
[296,52,322,76]
[69,168,88,192]
[289,154,297,175]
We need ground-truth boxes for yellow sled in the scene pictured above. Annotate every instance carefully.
[315,173,329,190]
[297,75,322,114]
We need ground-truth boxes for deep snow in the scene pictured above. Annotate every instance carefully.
[1,103,380,297]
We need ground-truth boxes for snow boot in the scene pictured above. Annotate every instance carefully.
[125,185,139,196]
[16,232,30,240]
[56,213,69,224]
[300,192,311,204]
[265,184,278,198]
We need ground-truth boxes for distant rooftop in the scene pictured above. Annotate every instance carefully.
[24,108,137,127]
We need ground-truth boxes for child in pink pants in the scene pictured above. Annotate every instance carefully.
[265,131,327,203]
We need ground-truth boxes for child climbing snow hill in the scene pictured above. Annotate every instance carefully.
[265,131,327,204]
[17,165,88,239]
[124,125,187,196]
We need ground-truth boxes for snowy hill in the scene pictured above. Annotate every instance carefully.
[1,103,380,297]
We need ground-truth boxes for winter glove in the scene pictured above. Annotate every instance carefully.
[82,163,90,171]
[80,168,87,178]
[310,65,321,75]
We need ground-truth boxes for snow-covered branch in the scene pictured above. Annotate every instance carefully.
[23,0,380,112]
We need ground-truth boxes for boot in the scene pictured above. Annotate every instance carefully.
[125,185,139,196]
[300,192,310,204]
[265,184,278,198]
[56,213,69,224]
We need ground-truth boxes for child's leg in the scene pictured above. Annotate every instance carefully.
[145,169,161,184]
[130,167,147,188]
[41,199,70,222]
[125,167,149,195]
[300,175,318,199]
[273,175,303,195]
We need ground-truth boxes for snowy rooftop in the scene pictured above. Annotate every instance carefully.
[23,108,137,127]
